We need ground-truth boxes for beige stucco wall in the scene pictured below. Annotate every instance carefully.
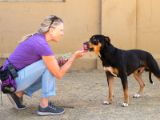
[137,0,160,58]
[102,0,160,59]
[102,0,136,49]
[1,0,160,70]
[0,0,100,57]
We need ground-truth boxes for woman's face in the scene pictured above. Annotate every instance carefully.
[49,23,64,42]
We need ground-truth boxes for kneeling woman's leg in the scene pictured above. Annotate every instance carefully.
[39,69,56,107]
[15,60,56,97]
[41,69,56,98]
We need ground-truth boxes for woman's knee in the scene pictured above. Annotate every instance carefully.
[42,69,55,80]
[41,69,56,97]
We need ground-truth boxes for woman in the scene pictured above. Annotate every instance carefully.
[3,15,86,115]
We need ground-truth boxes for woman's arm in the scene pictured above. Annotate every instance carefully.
[42,50,85,80]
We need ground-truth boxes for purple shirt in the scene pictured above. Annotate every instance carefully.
[4,33,54,70]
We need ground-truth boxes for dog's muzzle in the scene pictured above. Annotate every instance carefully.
[83,42,93,51]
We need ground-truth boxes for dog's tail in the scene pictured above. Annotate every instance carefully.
[147,53,160,80]
[149,71,154,84]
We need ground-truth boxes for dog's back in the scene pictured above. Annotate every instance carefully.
[125,49,160,78]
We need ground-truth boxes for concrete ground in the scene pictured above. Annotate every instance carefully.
[0,70,160,120]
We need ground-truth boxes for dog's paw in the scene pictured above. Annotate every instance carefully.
[121,103,128,107]
[133,93,141,98]
[102,100,111,105]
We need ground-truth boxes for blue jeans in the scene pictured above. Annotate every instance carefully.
[15,60,56,98]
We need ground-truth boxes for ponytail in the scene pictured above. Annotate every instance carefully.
[18,33,36,43]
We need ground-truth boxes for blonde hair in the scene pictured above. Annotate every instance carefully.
[19,15,63,43]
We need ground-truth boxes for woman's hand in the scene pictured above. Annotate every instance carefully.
[73,49,86,59]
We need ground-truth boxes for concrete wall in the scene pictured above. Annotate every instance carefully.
[0,0,100,57]
[1,0,160,70]
[102,0,136,49]
[137,0,160,58]
[102,0,160,58]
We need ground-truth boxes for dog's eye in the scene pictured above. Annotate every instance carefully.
[92,39,98,45]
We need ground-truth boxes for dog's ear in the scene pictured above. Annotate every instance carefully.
[104,36,111,45]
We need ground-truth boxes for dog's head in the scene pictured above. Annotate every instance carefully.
[84,34,111,54]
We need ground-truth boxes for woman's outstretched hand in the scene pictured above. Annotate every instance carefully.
[73,48,87,59]
[57,49,87,66]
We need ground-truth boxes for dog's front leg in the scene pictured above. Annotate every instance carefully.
[103,72,115,105]
[120,73,129,107]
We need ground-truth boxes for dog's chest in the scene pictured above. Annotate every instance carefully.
[100,54,117,67]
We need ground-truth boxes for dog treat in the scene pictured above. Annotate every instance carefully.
[83,42,89,51]
[57,53,71,66]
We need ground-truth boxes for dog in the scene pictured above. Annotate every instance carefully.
[84,34,160,107]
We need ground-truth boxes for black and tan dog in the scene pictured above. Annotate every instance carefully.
[84,34,160,107]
